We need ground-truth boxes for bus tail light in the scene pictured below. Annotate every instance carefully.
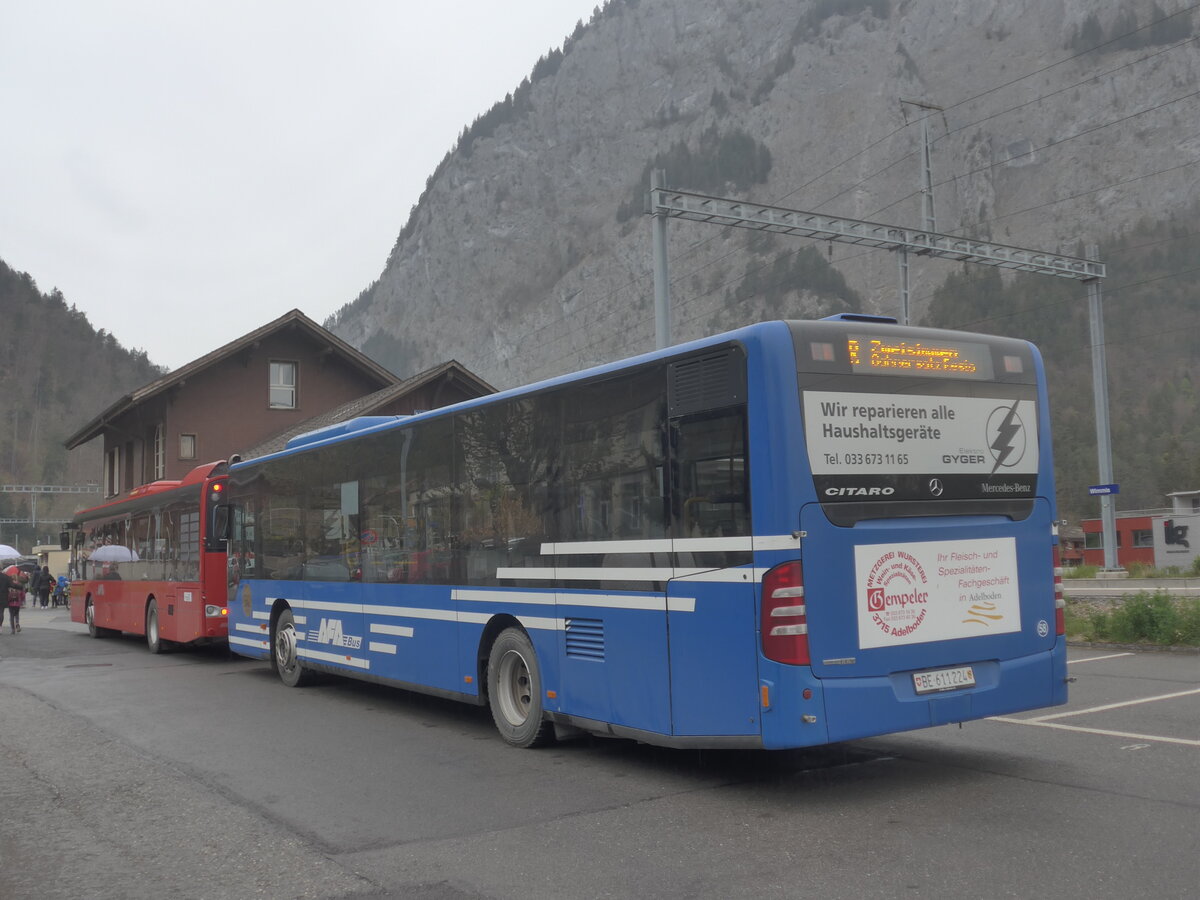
[762,561,809,665]
[205,605,228,618]
[1052,544,1065,636]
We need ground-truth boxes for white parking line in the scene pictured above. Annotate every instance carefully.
[1067,652,1133,665]
[989,717,1200,747]
[1030,687,1200,722]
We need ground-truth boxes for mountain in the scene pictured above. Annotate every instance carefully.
[324,0,1198,521]
[0,259,164,545]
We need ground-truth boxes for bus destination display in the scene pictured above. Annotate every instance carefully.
[848,336,994,379]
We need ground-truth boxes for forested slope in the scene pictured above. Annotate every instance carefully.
[0,258,163,543]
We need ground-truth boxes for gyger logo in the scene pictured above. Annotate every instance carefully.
[986,401,1027,474]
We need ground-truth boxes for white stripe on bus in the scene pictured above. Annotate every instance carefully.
[538,535,800,555]
[497,567,711,581]
[298,647,370,669]
[368,641,397,655]
[256,589,704,625]
[229,635,268,650]
[370,623,415,637]
[289,599,358,613]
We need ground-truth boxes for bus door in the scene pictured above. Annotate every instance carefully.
[294,478,366,675]
[796,386,1059,737]
[799,502,1058,672]
[666,407,760,738]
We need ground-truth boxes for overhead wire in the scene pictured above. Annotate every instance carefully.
[455,4,1200,382]
[660,6,1200,344]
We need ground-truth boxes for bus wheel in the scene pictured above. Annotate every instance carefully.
[85,599,111,639]
[274,608,312,688]
[145,600,167,654]
[487,628,553,748]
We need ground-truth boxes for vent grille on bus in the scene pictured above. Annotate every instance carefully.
[668,348,745,417]
[565,618,605,660]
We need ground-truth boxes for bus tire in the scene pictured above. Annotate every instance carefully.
[274,607,313,688]
[145,600,168,654]
[486,628,553,748]
[85,599,115,639]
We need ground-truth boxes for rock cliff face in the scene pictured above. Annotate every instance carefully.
[327,0,1198,389]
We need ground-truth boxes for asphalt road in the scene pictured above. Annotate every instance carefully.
[1,607,1197,900]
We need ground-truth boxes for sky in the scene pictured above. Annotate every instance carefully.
[0,0,601,371]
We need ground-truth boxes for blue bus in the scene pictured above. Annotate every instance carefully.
[224,316,1067,749]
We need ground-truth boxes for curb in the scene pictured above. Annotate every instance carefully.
[1067,640,1200,654]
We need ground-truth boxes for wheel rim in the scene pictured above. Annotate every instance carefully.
[148,608,158,644]
[276,622,298,673]
[496,648,533,727]
[86,602,94,627]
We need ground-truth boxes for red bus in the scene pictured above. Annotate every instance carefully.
[66,460,230,652]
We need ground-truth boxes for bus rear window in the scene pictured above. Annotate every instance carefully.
[790,321,1041,524]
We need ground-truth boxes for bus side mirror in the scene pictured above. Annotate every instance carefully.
[206,504,231,552]
[60,531,70,551]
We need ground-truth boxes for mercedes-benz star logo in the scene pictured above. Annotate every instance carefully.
[928,478,944,497]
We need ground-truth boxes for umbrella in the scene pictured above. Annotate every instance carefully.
[0,544,21,560]
[89,545,139,563]
[3,565,20,577]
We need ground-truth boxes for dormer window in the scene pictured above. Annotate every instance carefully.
[269,361,297,409]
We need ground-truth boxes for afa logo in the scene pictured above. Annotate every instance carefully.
[313,618,362,650]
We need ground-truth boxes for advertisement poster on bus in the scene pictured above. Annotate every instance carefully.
[854,537,1022,649]
[802,391,1039,503]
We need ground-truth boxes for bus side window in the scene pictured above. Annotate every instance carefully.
[671,409,750,539]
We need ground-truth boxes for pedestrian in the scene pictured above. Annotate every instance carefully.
[6,571,22,633]
[35,565,52,609]
[0,567,12,633]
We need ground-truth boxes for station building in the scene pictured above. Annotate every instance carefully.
[1081,489,1200,570]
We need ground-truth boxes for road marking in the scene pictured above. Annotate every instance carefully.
[989,717,1200,747]
[1067,652,1133,665]
[1028,687,1200,722]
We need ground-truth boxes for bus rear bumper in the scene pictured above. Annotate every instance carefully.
[761,638,1068,748]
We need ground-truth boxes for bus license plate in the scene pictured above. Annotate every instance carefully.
[913,665,976,695]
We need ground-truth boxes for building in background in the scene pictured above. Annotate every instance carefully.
[1081,489,1199,570]
[64,309,494,498]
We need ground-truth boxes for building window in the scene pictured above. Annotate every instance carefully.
[153,425,166,480]
[180,434,196,460]
[1131,529,1154,548]
[269,361,297,409]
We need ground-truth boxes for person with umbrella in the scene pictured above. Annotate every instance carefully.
[89,544,136,579]
[2,564,22,633]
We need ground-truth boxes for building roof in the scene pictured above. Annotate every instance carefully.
[64,309,399,450]
[236,359,496,460]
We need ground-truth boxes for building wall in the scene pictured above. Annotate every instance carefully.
[102,331,391,489]
[1081,515,1155,568]
[1082,512,1199,570]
